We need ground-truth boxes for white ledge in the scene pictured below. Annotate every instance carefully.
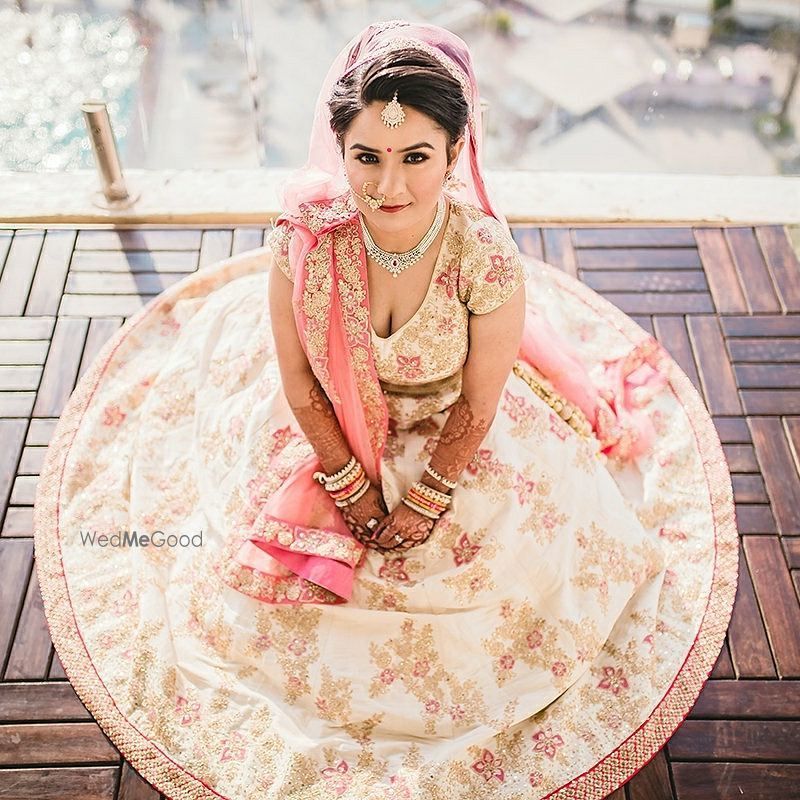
[0,169,798,225]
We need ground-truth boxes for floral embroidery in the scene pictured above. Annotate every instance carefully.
[598,665,630,695]
[434,258,460,298]
[486,254,517,287]
[396,354,423,380]
[531,726,565,760]
[452,531,480,566]
[471,748,505,783]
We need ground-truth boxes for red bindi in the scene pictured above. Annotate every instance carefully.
[386,147,392,152]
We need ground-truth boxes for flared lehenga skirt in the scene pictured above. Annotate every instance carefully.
[33,245,738,800]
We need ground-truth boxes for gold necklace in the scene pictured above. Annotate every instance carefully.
[360,197,446,278]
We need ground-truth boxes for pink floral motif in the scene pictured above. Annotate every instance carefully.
[598,665,629,695]
[102,404,126,427]
[449,703,465,721]
[380,668,397,685]
[499,653,515,670]
[452,531,481,566]
[386,773,412,800]
[502,390,533,422]
[466,448,505,477]
[220,730,247,763]
[396,354,423,380]
[436,315,457,336]
[514,473,536,504]
[321,760,351,796]
[379,558,410,584]
[643,633,655,654]
[551,661,567,677]
[471,748,505,783]
[270,425,294,454]
[174,695,200,726]
[531,726,565,759]
[435,259,460,298]
[475,226,494,244]
[664,568,677,587]
[424,698,441,714]
[526,629,543,649]
[659,527,687,542]
[485,254,516,287]
[287,637,307,656]
[253,633,272,651]
[247,473,273,505]
[412,660,430,677]
[529,769,544,787]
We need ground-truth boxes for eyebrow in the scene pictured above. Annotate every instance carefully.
[349,142,435,153]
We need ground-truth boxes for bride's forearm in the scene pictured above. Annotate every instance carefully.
[422,393,495,491]
[283,372,352,475]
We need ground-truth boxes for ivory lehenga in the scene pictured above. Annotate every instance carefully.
[34,190,738,799]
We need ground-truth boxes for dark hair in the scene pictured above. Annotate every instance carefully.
[327,47,468,165]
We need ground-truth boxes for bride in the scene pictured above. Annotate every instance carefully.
[34,18,738,800]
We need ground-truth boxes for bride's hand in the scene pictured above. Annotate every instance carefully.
[339,484,388,547]
[370,503,436,553]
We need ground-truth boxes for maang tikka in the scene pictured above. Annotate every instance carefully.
[380,90,405,128]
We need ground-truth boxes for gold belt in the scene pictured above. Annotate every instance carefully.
[512,360,593,440]
[379,373,460,397]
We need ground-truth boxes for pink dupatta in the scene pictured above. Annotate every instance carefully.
[225,21,672,606]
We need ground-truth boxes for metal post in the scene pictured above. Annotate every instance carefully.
[81,101,140,209]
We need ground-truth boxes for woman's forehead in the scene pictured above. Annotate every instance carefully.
[345,103,445,145]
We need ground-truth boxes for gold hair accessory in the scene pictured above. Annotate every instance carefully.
[357,181,385,211]
[380,90,405,128]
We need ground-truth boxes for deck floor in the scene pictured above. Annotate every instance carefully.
[1,221,799,799]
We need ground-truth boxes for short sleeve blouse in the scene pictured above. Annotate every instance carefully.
[266,222,294,282]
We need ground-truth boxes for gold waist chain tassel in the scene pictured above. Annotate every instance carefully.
[512,361,593,440]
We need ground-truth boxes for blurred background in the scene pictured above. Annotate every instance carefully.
[1,0,799,176]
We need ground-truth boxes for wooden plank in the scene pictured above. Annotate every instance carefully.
[722,444,759,473]
[26,230,76,316]
[576,248,701,269]
[26,418,58,446]
[713,417,752,443]
[735,504,777,534]
[741,390,800,415]
[232,227,265,256]
[78,318,123,381]
[748,417,800,534]
[118,761,161,800]
[591,293,714,315]
[0,392,36,418]
[0,767,118,800]
[198,229,232,269]
[74,229,201,250]
[0,366,40,391]
[653,316,701,393]
[59,294,156,317]
[629,315,654,336]
[0,340,50,365]
[728,338,800,363]
[669,719,800,761]
[0,683,90,721]
[756,225,800,311]
[10,475,37,505]
[625,748,673,800]
[0,722,119,765]
[694,228,748,313]
[687,315,742,415]
[689,680,800,719]
[0,316,55,340]
[722,316,800,337]
[672,762,800,800]
[709,639,735,679]
[784,538,800,569]
[64,272,190,294]
[2,506,33,537]
[602,787,626,800]
[18,445,46,475]
[581,270,708,292]
[48,651,67,680]
[5,566,52,679]
[33,317,88,418]
[511,227,543,260]
[727,542,777,678]
[735,364,800,389]
[726,227,782,313]
[732,474,768,504]
[572,227,696,247]
[0,231,13,277]
[0,231,44,316]
[0,539,33,676]
[744,536,800,677]
[0,419,26,528]
[70,251,197,273]
[542,228,578,277]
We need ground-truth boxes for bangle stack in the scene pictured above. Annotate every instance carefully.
[424,463,457,490]
[313,456,370,507]
[402,481,452,520]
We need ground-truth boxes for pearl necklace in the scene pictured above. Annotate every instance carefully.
[360,197,446,278]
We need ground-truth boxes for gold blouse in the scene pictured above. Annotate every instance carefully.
[268,196,527,428]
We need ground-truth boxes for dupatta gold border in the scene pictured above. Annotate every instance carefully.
[32,245,738,799]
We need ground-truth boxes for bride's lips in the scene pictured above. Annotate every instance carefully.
[379,203,409,213]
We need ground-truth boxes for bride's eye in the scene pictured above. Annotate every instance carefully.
[405,153,429,164]
[355,153,378,164]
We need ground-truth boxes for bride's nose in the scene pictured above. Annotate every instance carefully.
[376,164,406,200]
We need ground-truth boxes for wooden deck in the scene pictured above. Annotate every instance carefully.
[1,221,799,799]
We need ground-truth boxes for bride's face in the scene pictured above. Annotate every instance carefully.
[343,102,463,233]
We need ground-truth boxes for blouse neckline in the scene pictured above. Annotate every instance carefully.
[368,197,454,343]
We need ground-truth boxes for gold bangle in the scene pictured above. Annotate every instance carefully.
[424,464,457,490]
[410,481,451,506]
[326,464,364,492]
[335,479,370,507]
[315,455,358,485]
